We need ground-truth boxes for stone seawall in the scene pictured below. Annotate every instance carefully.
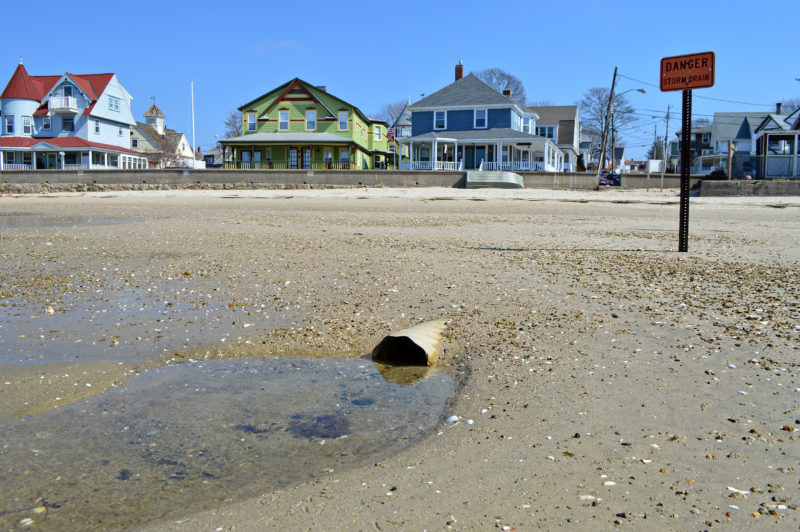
[1,169,602,193]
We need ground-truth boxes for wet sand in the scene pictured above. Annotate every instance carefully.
[1,188,799,530]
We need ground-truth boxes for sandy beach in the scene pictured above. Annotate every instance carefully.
[1,187,799,530]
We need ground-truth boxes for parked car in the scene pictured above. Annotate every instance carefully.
[605,173,621,186]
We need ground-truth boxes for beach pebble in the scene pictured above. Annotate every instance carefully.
[465,419,474,425]
[445,415,459,423]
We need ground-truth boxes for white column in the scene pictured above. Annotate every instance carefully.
[455,141,459,169]
[0,150,3,169]
[88,151,93,169]
[32,152,37,170]
[410,141,414,169]
[104,153,108,167]
[432,140,438,170]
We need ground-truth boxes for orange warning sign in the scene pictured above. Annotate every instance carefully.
[660,52,715,91]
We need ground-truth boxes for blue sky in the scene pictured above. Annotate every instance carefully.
[3,0,796,160]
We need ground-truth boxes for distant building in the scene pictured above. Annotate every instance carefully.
[130,103,201,168]
[220,78,391,170]
[753,106,800,178]
[399,62,564,172]
[0,62,147,170]
[527,105,581,171]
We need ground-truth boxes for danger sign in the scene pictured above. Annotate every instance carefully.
[660,52,715,91]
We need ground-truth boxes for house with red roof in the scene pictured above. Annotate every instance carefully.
[0,62,147,170]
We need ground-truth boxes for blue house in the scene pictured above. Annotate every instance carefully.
[399,63,564,172]
[0,62,146,170]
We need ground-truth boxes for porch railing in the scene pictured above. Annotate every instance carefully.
[64,164,89,170]
[224,160,356,170]
[1,163,34,170]
[407,160,462,170]
[764,155,798,177]
[482,161,546,171]
[49,96,79,113]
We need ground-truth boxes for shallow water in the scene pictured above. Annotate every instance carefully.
[0,357,453,530]
[0,278,296,365]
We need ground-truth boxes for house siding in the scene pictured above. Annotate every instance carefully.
[488,109,510,129]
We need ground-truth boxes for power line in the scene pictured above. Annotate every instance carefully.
[618,73,775,107]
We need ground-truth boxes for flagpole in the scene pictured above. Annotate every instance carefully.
[191,79,196,169]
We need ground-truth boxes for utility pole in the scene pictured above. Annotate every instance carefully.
[727,140,736,180]
[596,66,618,182]
[660,104,671,191]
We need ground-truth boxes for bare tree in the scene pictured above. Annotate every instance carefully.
[223,110,242,138]
[372,100,407,125]
[528,100,556,107]
[780,97,800,113]
[578,87,638,156]
[692,117,711,127]
[474,68,527,104]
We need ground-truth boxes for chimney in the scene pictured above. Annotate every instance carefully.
[776,102,782,114]
[455,61,463,81]
[503,89,512,97]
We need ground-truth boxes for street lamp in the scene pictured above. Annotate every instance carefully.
[609,88,645,174]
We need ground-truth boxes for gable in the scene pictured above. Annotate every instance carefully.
[262,80,336,118]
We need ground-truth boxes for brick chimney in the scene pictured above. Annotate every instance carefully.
[455,61,463,81]
[503,89,512,97]
[776,102,782,114]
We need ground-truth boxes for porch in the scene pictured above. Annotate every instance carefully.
[1,149,147,170]
[224,143,391,170]
[400,134,564,172]
[756,132,799,178]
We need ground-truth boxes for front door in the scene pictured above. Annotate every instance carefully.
[48,153,58,169]
[465,146,475,169]
[289,147,298,169]
[475,146,486,169]
[302,147,311,169]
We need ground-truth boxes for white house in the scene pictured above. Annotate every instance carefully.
[0,62,147,170]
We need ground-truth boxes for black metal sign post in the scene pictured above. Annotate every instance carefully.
[660,51,715,253]
[679,89,692,252]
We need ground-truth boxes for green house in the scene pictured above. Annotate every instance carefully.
[220,78,392,170]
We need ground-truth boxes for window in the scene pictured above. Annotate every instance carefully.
[108,96,120,112]
[108,154,118,167]
[474,109,487,128]
[306,110,316,130]
[434,110,446,130]
[5,152,15,164]
[340,149,349,163]
[132,138,138,148]
[63,118,74,132]
[241,151,251,162]
[22,116,32,135]
[92,152,104,165]
[5,115,13,134]
[374,124,381,141]
[702,133,710,144]
[338,111,348,131]
[265,148,272,161]
[118,125,123,136]
[43,117,51,131]
[95,120,100,134]
[536,126,554,139]
[248,112,256,131]
[279,111,289,131]
[23,152,32,165]
[63,85,72,98]
[522,117,531,134]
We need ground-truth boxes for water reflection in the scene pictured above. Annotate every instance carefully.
[0,357,452,531]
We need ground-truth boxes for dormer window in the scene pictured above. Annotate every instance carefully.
[522,117,531,134]
[474,109,487,128]
[248,112,257,131]
[63,85,72,98]
[279,111,289,131]
[434,110,446,130]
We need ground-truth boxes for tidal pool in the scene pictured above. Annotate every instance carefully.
[0,357,453,530]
